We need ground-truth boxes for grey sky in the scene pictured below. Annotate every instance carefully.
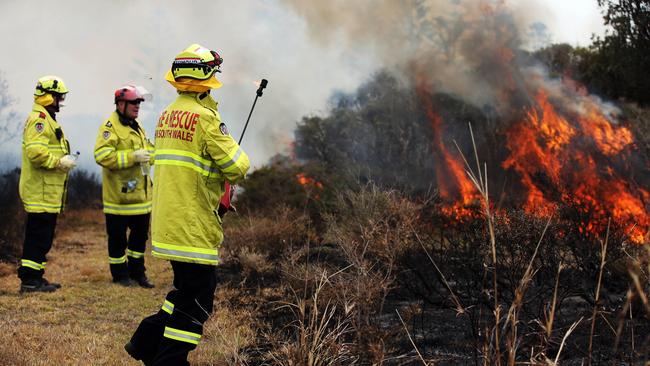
[0,0,605,172]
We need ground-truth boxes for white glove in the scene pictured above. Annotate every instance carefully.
[57,155,77,172]
[133,149,151,163]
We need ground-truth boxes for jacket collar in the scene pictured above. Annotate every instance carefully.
[32,103,59,126]
[113,110,140,130]
[178,91,219,110]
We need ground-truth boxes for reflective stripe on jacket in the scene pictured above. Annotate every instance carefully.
[151,92,249,265]
[94,111,154,215]
[19,103,70,213]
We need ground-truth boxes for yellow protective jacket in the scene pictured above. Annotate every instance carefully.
[94,111,154,215]
[152,92,249,265]
[19,104,71,213]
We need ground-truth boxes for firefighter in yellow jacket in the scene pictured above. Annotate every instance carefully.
[18,75,77,293]
[125,44,249,365]
[94,84,155,288]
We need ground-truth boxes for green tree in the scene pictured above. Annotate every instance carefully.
[591,0,650,104]
[294,71,440,194]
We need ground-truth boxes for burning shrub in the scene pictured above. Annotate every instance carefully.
[236,158,335,215]
[293,65,649,246]
[236,162,308,214]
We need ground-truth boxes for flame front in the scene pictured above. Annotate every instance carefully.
[415,74,648,243]
[503,90,648,243]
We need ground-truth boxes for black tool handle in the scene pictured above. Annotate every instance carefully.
[239,79,268,145]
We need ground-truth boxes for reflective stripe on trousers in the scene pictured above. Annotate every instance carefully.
[163,327,201,345]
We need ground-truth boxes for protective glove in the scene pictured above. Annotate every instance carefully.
[133,149,151,163]
[56,155,77,172]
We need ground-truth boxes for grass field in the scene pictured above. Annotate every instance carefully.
[0,209,253,366]
[1,202,647,365]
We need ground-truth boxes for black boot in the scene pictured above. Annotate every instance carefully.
[20,279,57,293]
[114,277,136,287]
[42,278,61,289]
[133,275,155,289]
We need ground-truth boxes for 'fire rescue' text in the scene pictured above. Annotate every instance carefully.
[155,110,199,142]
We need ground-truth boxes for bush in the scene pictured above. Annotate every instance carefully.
[66,169,102,209]
[236,161,311,214]
[0,167,102,261]
[0,168,24,260]
[317,185,421,362]
[222,205,313,281]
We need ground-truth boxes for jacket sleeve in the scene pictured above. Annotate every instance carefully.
[24,116,59,169]
[202,113,250,183]
[94,123,135,170]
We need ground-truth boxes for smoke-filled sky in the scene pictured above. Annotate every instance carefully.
[0,0,604,172]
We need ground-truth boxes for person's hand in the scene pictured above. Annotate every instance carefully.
[57,155,77,172]
[133,149,151,163]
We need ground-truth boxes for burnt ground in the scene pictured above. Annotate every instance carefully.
[213,241,650,365]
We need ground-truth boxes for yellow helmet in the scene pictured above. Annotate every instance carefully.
[171,44,222,80]
[34,75,68,96]
[166,44,223,92]
[34,75,68,106]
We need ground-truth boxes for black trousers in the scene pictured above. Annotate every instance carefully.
[129,261,217,365]
[105,213,150,280]
[18,213,58,281]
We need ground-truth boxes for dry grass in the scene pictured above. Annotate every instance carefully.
[0,208,254,365]
[267,273,356,366]
[191,304,256,365]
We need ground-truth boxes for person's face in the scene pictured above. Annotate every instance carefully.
[49,93,65,113]
[118,100,141,119]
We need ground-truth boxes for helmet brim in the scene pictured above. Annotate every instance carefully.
[165,70,223,92]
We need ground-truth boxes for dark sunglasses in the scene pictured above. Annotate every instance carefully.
[127,100,143,105]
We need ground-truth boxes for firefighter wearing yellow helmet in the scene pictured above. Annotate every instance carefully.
[94,84,155,288]
[125,44,250,365]
[18,75,76,293]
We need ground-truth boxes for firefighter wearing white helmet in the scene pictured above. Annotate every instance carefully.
[126,44,250,365]
[17,75,76,293]
[94,84,155,288]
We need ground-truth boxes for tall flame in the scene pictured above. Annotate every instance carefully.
[416,79,481,219]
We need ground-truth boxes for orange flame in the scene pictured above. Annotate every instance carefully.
[576,104,633,156]
[416,79,482,220]
[503,90,648,243]
[296,172,323,189]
